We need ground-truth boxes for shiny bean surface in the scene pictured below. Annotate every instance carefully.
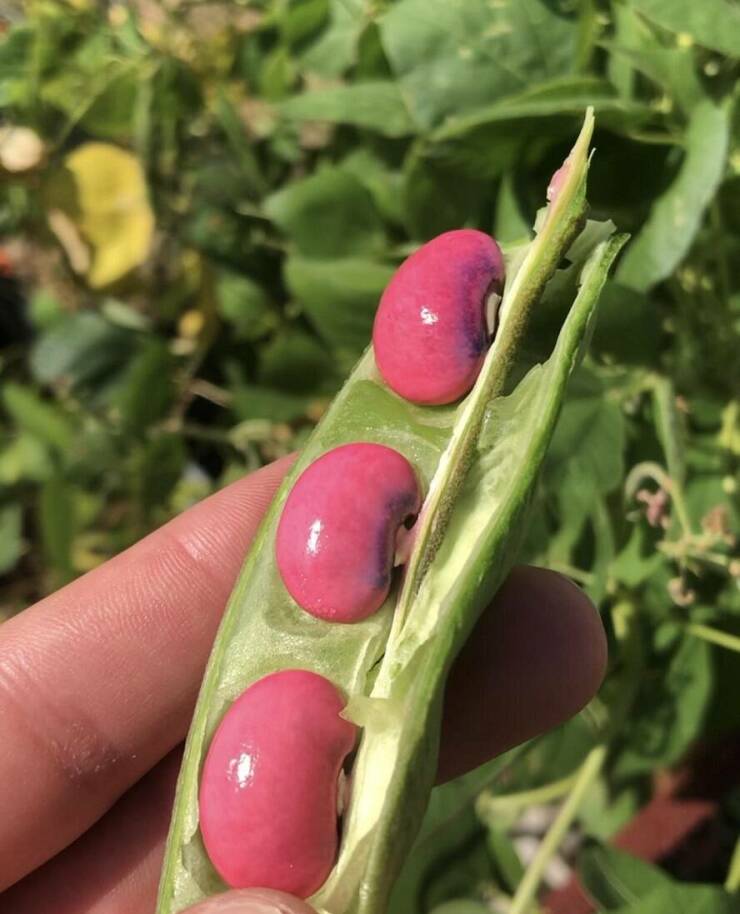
[275,443,421,622]
[373,229,505,405]
[199,669,357,897]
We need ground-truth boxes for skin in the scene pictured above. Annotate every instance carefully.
[0,456,606,914]
[275,443,421,621]
[373,230,505,405]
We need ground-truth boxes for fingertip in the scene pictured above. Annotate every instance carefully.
[438,565,607,781]
[183,889,315,914]
[511,566,608,710]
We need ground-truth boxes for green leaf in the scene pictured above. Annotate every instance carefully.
[43,63,139,140]
[0,24,32,107]
[259,46,297,101]
[629,0,740,57]
[611,524,665,588]
[217,272,275,340]
[495,171,531,245]
[0,434,54,486]
[617,635,713,776]
[231,385,313,423]
[542,368,626,583]
[430,78,645,144]
[2,383,75,455]
[131,433,186,521]
[0,503,23,576]
[580,844,671,909]
[279,0,330,48]
[259,331,335,393]
[213,91,267,196]
[115,340,175,434]
[31,311,139,394]
[341,149,405,226]
[617,100,730,291]
[606,42,704,114]
[264,167,385,257]
[39,475,76,583]
[579,778,642,842]
[284,256,394,353]
[606,4,704,112]
[29,290,64,329]
[390,752,519,914]
[403,151,487,239]
[591,281,660,366]
[379,0,579,129]
[547,369,626,497]
[280,81,415,137]
[486,825,525,894]
[612,883,740,914]
[300,0,367,76]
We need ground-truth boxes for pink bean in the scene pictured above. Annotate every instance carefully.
[373,229,505,405]
[199,669,357,897]
[547,156,571,203]
[275,443,421,622]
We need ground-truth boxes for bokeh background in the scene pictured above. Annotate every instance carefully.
[1,1,739,911]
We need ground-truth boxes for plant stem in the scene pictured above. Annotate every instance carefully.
[477,773,578,824]
[508,745,607,914]
[725,833,740,893]
[710,201,731,306]
[688,623,740,655]
[651,376,693,537]
[546,562,594,586]
[659,541,732,572]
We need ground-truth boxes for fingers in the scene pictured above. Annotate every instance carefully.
[184,890,316,914]
[0,749,181,914]
[437,566,607,781]
[0,566,605,913]
[0,456,293,891]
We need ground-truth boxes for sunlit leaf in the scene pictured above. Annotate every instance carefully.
[630,0,740,57]
[617,100,730,291]
[280,81,415,137]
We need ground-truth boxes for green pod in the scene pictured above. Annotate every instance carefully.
[157,110,627,914]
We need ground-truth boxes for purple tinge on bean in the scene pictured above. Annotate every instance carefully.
[372,229,505,405]
[199,669,357,897]
[275,443,421,622]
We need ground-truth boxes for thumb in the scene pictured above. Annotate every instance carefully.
[182,888,317,914]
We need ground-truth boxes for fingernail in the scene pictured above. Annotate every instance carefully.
[184,888,316,914]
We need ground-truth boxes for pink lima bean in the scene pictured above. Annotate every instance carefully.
[373,229,505,405]
[275,442,421,622]
[199,669,357,897]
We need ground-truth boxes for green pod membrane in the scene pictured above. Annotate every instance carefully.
[157,110,627,914]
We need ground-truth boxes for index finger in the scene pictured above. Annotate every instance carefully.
[0,456,293,891]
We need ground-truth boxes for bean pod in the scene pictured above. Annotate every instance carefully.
[373,229,505,405]
[199,669,357,897]
[275,443,421,622]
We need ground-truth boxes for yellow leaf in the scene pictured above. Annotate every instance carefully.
[45,143,154,288]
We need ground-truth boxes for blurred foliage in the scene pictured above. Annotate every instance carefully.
[0,0,739,910]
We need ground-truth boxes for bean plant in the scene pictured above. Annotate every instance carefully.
[1,1,739,913]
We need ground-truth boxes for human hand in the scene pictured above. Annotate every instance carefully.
[0,456,606,913]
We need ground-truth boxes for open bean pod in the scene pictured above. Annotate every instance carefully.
[157,110,627,914]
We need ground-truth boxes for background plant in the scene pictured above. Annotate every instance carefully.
[0,1,738,912]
